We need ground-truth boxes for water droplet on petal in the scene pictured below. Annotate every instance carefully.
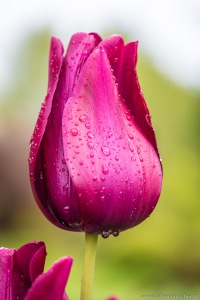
[79,160,84,166]
[70,128,78,136]
[128,141,134,152]
[79,114,87,122]
[101,145,110,156]
[113,231,119,237]
[102,164,109,175]
[137,147,141,154]
[87,141,94,149]
[87,132,95,139]
[128,133,133,139]
[115,155,119,161]
[85,123,91,129]
[64,205,69,212]
[101,231,110,238]
[126,115,132,121]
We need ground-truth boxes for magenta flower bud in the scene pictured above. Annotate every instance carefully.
[29,32,162,237]
[0,241,72,300]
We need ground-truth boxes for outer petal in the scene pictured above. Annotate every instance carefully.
[29,37,65,228]
[0,242,46,300]
[24,257,73,300]
[30,33,101,231]
[62,47,162,234]
[118,42,160,157]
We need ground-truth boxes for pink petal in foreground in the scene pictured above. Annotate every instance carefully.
[0,242,46,300]
[24,257,73,300]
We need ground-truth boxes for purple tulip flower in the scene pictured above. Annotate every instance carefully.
[0,241,72,300]
[29,32,162,237]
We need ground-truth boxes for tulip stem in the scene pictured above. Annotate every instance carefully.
[80,232,98,300]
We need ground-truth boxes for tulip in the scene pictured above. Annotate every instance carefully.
[29,32,162,236]
[0,241,72,300]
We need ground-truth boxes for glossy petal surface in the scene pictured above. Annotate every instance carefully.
[62,46,162,234]
[30,32,162,234]
[30,33,103,231]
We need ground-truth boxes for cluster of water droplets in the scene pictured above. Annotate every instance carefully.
[101,230,120,238]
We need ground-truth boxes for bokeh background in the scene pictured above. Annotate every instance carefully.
[0,0,200,299]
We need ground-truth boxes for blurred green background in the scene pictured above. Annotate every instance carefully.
[0,1,200,299]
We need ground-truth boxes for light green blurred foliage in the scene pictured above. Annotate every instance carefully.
[0,30,200,299]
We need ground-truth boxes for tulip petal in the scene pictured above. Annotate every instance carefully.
[30,33,103,231]
[24,257,72,300]
[118,42,160,157]
[99,35,124,79]
[14,242,46,300]
[62,47,162,234]
[29,37,65,228]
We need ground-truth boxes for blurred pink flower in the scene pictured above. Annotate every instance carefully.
[0,241,72,300]
[29,32,162,237]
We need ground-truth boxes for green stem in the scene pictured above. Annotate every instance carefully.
[80,233,98,300]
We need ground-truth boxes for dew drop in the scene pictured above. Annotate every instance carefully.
[101,231,110,238]
[79,114,87,122]
[107,131,112,138]
[128,133,133,139]
[70,128,78,136]
[101,145,110,156]
[126,115,132,121]
[128,141,134,152]
[102,164,109,175]
[85,123,91,129]
[64,205,69,212]
[137,147,141,154]
[87,132,95,139]
[79,160,84,166]
[115,155,119,161]
[90,152,94,158]
[87,141,94,149]
[113,231,119,237]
